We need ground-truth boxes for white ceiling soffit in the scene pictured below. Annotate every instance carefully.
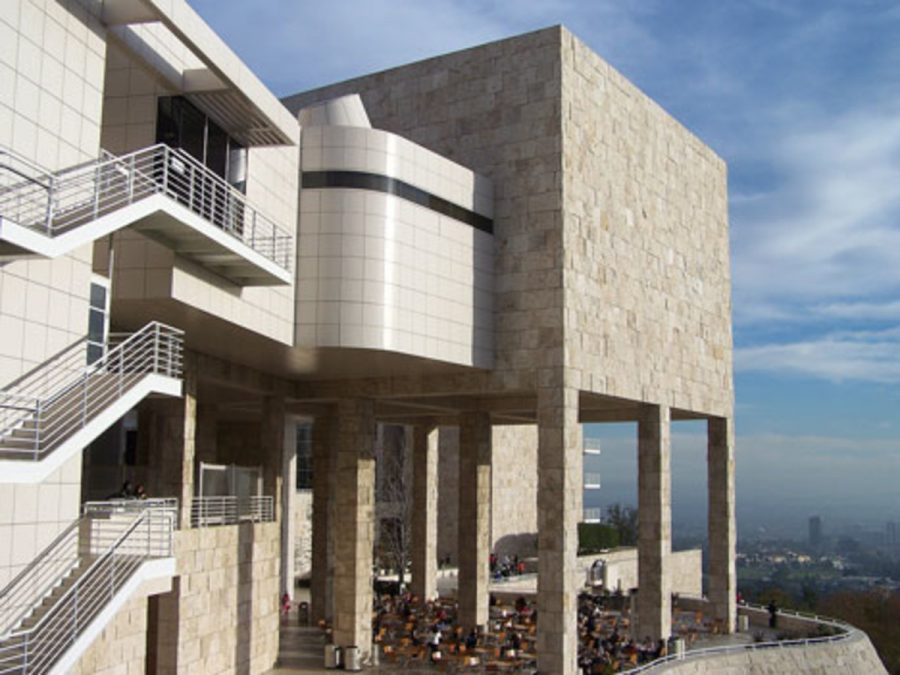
[101,0,298,147]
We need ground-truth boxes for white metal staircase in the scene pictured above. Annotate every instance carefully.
[0,144,292,285]
[0,322,183,483]
[0,500,178,675]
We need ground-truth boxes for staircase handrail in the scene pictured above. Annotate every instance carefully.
[0,501,176,674]
[0,143,293,271]
[0,321,184,460]
[0,519,82,634]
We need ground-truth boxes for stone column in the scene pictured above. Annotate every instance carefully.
[261,396,286,520]
[410,423,438,601]
[332,399,376,658]
[708,416,736,631]
[637,403,672,642]
[457,411,492,630]
[150,351,197,528]
[536,386,582,675]
[281,419,298,598]
[311,414,336,624]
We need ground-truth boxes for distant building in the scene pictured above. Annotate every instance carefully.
[809,515,823,549]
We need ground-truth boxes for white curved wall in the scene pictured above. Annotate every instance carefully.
[296,125,494,368]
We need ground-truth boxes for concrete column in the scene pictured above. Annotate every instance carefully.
[281,419,298,598]
[332,399,376,658]
[536,386,582,675]
[708,416,736,631]
[410,424,438,601]
[311,415,336,623]
[457,411,492,630]
[261,396,286,520]
[637,403,672,642]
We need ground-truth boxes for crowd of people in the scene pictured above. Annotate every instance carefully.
[576,592,669,674]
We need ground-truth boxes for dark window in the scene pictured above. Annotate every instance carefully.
[296,423,313,490]
[86,280,108,365]
[155,96,247,192]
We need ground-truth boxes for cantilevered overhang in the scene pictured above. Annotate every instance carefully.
[99,0,298,147]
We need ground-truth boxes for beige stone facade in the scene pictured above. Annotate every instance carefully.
[0,4,746,673]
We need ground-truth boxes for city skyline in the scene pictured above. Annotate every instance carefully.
[189,0,900,528]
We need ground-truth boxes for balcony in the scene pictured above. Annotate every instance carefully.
[190,495,274,528]
[0,145,293,286]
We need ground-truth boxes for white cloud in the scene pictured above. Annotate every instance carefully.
[735,327,900,382]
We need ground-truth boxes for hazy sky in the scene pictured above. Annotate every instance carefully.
[190,0,900,536]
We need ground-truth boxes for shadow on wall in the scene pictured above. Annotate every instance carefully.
[235,521,255,674]
[493,532,538,559]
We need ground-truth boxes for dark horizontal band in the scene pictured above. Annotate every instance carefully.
[302,170,493,235]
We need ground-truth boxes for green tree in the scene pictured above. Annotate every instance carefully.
[605,503,638,546]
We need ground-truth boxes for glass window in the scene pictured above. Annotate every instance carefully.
[156,96,247,193]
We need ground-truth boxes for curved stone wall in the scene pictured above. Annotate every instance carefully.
[648,630,886,674]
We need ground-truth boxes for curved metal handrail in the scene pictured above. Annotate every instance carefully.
[620,602,856,674]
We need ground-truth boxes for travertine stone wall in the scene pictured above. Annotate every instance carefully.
[574,549,701,597]
[637,404,672,642]
[437,425,539,566]
[283,28,566,389]
[73,595,149,675]
[331,399,376,656]
[650,631,886,674]
[560,31,732,417]
[410,425,438,600]
[156,523,281,674]
[491,425,539,557]
[457,412,492,629]
[284,25,733,415]
[707,417,736,625]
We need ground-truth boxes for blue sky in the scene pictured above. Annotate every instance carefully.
[191,0,900,537]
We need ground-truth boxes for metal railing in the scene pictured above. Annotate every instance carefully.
[584,472,602,488]
[620,603,855,674]
[0,322,183,461]
[583,508,603,522]
[0,144,293,271]
[190,495,274,528]
[0,500,177,675]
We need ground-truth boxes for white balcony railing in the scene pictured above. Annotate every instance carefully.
[190,495,274,528]
[583,508,603,523]
[0,143,292,271]
[0,322,183,461]
[584,472,602,489]
[0,500,177,674]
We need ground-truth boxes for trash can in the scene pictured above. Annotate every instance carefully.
[343,646,361,672]
[672,638,685,659]
[737,614,749,632]
[297,601,309,626]
[324,645,341,669]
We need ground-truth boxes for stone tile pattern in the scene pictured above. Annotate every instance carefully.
[158,524,281,674]
[101,40,298,346]
[297,126,494,367]
[658,631,886,675]
[410,425,438,600]
[536,385,583,675]
[707,417,736,627]
[560,31,732,417]
[332,399,376,657]
[457,412,492,629]
[72,595,149,675]
[436,425,539,566]
[637,404,672,642]
[0,0,104,587]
